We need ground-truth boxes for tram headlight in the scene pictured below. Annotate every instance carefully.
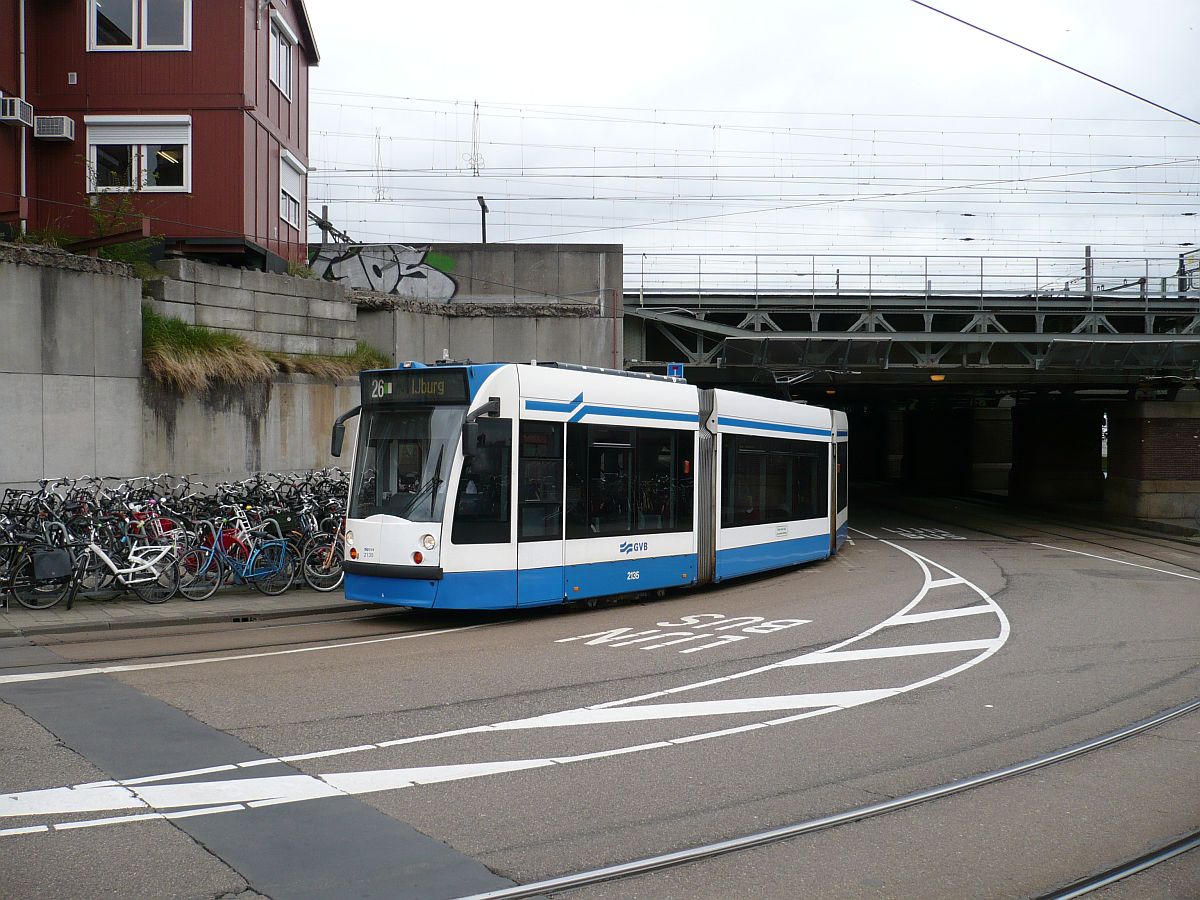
[345,530,354,545]
[421,533,436,551]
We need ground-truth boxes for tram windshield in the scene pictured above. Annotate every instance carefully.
[350,406,467,521]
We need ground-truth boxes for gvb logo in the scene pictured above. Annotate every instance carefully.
[619,541,649,555]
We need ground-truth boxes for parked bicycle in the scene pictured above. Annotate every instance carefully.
[1,468,348,608]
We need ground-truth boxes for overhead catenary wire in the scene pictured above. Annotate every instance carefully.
[909,1,1200,128]
[308,87,1198,256]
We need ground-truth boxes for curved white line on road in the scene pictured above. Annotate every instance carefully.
[0,534,1009,837]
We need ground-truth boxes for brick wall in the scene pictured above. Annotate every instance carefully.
[1105,400,1200,525]
[1108,404,1200,482]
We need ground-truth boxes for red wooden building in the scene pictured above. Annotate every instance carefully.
[0,0,317,270]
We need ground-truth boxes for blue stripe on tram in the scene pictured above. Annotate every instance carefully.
[715,534,830,581]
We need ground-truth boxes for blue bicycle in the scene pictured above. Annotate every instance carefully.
[177,516,293,600]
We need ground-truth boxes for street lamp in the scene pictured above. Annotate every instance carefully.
[477,196,489,244]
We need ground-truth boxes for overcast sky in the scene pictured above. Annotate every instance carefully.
[304,0,1199,288]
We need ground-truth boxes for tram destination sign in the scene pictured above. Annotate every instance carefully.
[362,370,470,405]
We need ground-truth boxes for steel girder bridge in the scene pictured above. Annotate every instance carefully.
[623,252,1200,398]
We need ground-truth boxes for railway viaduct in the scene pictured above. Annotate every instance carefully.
[621,252,1200,530]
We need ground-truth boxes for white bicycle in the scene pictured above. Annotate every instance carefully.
[67,518,178,605]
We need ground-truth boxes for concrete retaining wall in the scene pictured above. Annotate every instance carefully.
[142,375,358,485]
[1,244,625,491]
[355,299,622,369]
[310,242,622,308]
[0,246,144,489]
[0,246,357,490]
[146,259,358,356]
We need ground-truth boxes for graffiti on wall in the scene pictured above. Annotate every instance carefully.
[311,244,458,301]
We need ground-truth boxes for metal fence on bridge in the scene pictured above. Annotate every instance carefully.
[627,251,1200,302]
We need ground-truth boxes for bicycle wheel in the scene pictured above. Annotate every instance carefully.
[128,553,179,604]
[176,546,224,601]
[74,550,120,599]
[9,553,71,610]
[302,541,344,592]
[249,543,295,596]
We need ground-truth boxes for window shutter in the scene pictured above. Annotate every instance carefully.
[281,153,304,198]
[86,117,191,145]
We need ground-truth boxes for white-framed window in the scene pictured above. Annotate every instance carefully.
[269,11,297,99]
[86,116,191,193]
[280,150,305,229]
[89,0,191,51]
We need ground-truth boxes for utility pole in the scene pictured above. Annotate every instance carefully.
[1085,244,1094,303]
[477,196,489,244]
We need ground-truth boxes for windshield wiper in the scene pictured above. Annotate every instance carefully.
[396,444,445,518]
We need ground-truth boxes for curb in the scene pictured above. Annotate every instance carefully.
[0,601,367,639]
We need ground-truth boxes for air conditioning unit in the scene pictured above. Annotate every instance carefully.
[0,96,34,128]
[34,115,75,141]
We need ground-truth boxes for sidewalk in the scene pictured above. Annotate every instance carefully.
[0,587,363,639]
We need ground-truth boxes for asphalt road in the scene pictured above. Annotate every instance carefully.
[1,498,1197,899]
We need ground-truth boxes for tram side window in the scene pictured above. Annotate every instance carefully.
[634,428,693,533]
[565,424,693,539]
[837,442,848,512]
[451,418,511,544]
[573,425,632,537]
[518,421,563,542]
[721,435,827,527]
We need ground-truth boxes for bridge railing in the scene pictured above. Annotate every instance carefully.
[626,252,1199,303]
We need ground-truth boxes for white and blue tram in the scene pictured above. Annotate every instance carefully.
[331,362,848,610]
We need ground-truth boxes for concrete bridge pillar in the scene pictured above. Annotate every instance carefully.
[970,405,1012,494]
[1105,400,1200,529]
[1009,400,1104,503]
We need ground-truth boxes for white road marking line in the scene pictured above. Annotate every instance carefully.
[890,606,997,624]
[553,741,676,763]
[122,765,237,786]
[135,775,342,808]
[0,624,497,685]
[0,825,48,836]
[2,535,1011,833]
[55,812,164,830]
[82,533,1008,793]
[165,804,245,819]
[669,720,784,744]
[782,639,1000,666]
[0,784,146,817]
[928,576,967,589]
[1030,542,1200,581]
[488,689,897,730]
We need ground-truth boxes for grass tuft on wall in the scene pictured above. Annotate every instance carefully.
[143,305,390,393]
[269,342,391,379]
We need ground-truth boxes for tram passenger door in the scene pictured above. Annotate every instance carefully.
[516,420,566,605]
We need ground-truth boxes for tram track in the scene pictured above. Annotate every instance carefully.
[458,698,1200,900]
[864,501,1200,585]
[864,492,1200,577]
[1039,830,1200,899]
[3,609,503,668]
[2,502,1195,897]
[9,499,1195,671]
